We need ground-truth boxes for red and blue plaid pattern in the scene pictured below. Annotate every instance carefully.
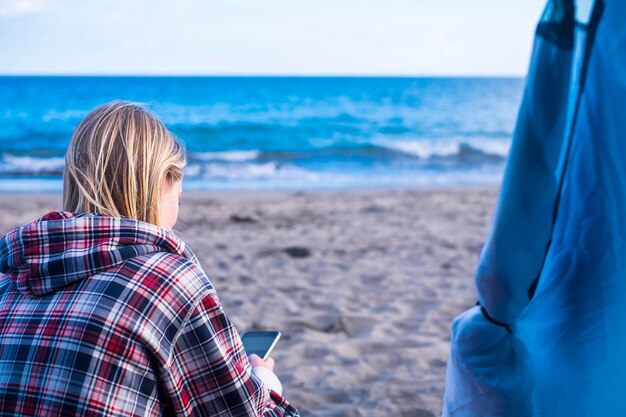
[0,211,298,416]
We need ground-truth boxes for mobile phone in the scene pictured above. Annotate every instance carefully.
[241,331,281,360]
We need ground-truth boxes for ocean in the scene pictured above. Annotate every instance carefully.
[0,76,524,192]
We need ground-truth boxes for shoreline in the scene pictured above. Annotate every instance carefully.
[0,183,500,197]
[0,187,498,416]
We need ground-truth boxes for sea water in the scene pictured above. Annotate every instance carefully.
[0,76,524,191]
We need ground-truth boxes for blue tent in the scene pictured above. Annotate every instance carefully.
[443,0,626,415]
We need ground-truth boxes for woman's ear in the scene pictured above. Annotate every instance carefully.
[158,176,182,230]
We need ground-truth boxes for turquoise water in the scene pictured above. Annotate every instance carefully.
[0,76,524,191]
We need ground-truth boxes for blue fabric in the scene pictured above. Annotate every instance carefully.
[443,0,626,415]
[475,0,575,325]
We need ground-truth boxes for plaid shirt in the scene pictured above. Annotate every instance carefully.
[0,211,298,417]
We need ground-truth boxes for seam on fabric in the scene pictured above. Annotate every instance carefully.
[162,286,217,371]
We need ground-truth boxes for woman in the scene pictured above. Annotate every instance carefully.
[0,102,298,417]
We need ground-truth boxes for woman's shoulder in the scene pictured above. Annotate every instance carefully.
[109,250,215,304]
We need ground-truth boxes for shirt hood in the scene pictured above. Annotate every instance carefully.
[0,211,197,297]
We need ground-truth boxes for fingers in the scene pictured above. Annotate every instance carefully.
[247,354,276,372]
[248,354,264,367]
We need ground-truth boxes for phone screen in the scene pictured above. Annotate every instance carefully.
[241,331,281,360]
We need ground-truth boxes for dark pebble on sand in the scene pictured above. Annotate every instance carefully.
[284,246,311,258]
[230,213,259,223]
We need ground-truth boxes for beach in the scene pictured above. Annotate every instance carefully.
[0,187,497,416]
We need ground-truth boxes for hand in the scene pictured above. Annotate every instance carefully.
[249,354,275,372]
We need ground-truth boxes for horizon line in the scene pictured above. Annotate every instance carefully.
[0,73,527,78]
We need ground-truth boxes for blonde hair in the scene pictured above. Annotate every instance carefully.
[63,101,186,227]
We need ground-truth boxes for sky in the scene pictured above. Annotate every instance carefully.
[0,0,546,76]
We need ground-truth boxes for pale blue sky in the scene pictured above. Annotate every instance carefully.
[0,0,546,76]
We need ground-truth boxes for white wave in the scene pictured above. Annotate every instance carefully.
[192,150,260,162]
[0,154,65,174]
[185,161,318,181]
[378,137,511,159]
[383,140,459,158]
[465,137,511,157]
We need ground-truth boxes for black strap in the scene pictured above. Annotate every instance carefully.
[476,301,512,333]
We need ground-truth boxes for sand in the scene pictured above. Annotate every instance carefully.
[0,187,498,417]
